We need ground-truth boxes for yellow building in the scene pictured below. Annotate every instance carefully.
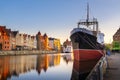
[54,38,61,51]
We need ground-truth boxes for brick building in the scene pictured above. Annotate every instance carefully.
[36,31,49,50]
[113,28,120,42]
[0,26,11,50]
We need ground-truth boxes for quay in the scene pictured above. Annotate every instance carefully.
[104,53,120,80]
[86,52,120,80]
[0,50,57,56]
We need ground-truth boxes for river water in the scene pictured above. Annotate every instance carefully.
[0,53,97,80]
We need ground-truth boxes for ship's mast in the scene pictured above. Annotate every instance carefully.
[77,3,99,36]
[86,3,89,26]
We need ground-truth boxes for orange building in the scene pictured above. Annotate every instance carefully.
[36,31,49,50]
[43,33,49,50]
[0,26,11,50]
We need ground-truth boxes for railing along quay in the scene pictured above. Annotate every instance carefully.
[86,55,108,80]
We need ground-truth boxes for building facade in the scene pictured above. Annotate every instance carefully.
[10,31,19,50]
[36,31,49,50]
[48,38,61,51]
[0,26,61,51]
[113,28,120,42]
[112,28,120,51]
[0,26,11,50]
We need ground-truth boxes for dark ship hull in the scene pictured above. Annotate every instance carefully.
[70,4,105,61]
[70,28,104,61]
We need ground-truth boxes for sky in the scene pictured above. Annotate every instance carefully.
[0,0,120,44]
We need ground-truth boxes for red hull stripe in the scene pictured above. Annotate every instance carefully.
[73,49,104,61]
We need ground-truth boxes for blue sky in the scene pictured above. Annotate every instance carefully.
[0,0,120,43]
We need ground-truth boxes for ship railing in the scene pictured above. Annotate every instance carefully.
[70,28,93,36]
[85,55,108,80]
[79,18,97,23]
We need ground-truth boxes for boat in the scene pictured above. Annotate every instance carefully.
[70,4,105,61]
[63,46,73,53]
[63,39,73,53]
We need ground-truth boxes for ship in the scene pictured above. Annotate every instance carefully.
[70,4,105,61]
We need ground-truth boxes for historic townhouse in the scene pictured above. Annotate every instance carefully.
[0,26,61,51]
[43,33,49,50]
[54,38,61,51]
[48,38,61,51]
[16,33,37,50]
[48,38,54,50]
[113,28,120,41]
[36,31,49,50]
[31,36,37,49]
[10,31,19,50]
[16,33,24,50]
[36,31,42,50]
[0,26,11,50]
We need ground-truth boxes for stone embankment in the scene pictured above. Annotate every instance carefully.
[104,53,120,80]
[0,50,57,56]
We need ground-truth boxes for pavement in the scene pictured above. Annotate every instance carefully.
[104,53,120,80]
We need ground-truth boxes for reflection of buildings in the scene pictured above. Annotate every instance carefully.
[63,53,74,64]
[36,54,49,73]
[0,54,61,80]
[0,56,10,80]
[71,60,98,80]
[0,55,36,80]
[36,54,61,74]
[9,56,36,75]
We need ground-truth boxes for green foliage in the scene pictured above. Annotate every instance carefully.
[112,41,120,50]
[105,44,111,50]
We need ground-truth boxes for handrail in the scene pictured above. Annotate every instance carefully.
[85,55,107,80]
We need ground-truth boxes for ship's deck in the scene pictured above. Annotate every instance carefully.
[104,53,120,80]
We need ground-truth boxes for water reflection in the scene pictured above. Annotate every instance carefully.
[36,54,61,74]
[0,53,74,80]
[0,53,97,80]
[71,60,98,80]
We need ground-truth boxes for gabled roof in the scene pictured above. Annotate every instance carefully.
[114,28,120,36]
[43,33,47,38]
[12,31,19,37]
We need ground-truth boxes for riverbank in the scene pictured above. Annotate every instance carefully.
[0,50,57,56]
